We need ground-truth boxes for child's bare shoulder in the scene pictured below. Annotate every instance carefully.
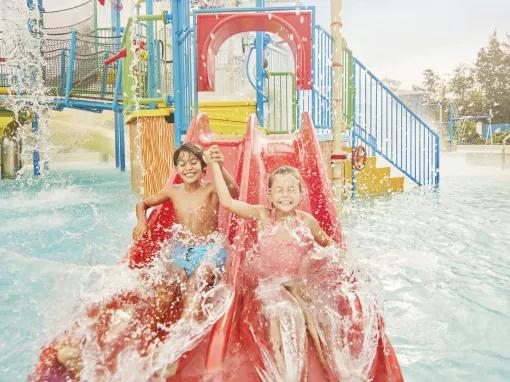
[167,184,183,196]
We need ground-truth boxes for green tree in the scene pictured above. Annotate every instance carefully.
[421,68,446,103]
[449,64,474,104]
[475,31,510,123]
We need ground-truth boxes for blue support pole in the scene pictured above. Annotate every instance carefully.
[147,0,157,109]
[172,0,190,147]
[434,134,440,186]
[32,113,40,176]
[111,5,123,169]
[255,0,265,127]
[65,31,77,105]
[172,0,182,146]
[156,40,162,96]
[60,48,66,96]
[114,111,120,168]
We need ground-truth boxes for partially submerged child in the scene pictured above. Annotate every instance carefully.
[207,153,399,381]
[33,143,239,381]
[132,142,239,311]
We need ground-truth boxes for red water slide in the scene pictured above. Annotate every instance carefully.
[129,113,402,381]
[31,113,402,381]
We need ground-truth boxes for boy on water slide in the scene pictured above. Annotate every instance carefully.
[132,142,239,310]
[31,143,239,381]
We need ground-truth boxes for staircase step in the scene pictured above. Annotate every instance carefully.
[357,166,390,180]
[389,176,404,192]
[356,168,389,194]
[365,156,376,168]
[342,156,405,196]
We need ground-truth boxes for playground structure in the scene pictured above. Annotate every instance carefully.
[0,0,440,195]
[447,100,493,145]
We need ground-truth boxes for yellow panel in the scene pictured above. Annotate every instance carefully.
[126,107,174,123]
[199,101,256,136]
[0,114,14,136]
[125,102,256,136]
[0,87,9,95]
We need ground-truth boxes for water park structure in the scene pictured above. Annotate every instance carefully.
[0,0,441,197]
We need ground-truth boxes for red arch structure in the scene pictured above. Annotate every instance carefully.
[196,11,312,91]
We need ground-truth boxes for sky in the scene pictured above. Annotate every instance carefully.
[308,0,510,89]
[43,0,510,89]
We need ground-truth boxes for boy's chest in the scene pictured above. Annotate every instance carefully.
[173,189,218,215]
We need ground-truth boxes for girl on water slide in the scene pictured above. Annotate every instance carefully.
[206,148,404,382]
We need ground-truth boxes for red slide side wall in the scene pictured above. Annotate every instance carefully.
[196,12,312,91]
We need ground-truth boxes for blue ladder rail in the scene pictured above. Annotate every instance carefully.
[351,57,440,186]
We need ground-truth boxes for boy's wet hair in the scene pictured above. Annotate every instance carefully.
[173,143,207,171]
[268,166,302,192]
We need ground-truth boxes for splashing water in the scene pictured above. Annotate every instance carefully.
[27,225,233,382]
[0,0,51,177]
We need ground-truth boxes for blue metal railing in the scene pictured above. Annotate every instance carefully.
[352,58,440,186]
[297,25,333,136]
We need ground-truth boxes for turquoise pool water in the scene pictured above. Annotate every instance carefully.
[0,153,509,381]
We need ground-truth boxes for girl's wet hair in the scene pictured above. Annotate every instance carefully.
[173,143,207,171]
[268,166,302,192]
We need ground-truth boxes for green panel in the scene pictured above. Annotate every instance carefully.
[343,48,354,129]
[266,72,296,134]
[121,18,134,113]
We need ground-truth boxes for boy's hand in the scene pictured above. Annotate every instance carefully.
[208,145,224,165]
[203,148,213,165]
[133,222,150,242]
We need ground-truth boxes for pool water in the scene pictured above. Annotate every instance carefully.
[1,153,509,381]
[343,151,510,381]
[0,168,137,380]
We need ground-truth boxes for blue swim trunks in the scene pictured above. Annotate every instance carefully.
[172,243,227,276]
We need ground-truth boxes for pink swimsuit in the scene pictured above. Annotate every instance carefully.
[242,213,315,291]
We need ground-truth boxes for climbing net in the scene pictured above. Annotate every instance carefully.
[42,0,122,100]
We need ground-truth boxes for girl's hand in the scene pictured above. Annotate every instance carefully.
[132,221,149,242]
[203,148,213,164]
[208,145,224,165]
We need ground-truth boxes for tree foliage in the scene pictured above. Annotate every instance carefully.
[418,31,510,125]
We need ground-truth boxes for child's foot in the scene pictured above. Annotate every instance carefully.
[162,361,179,378]
[55,344,83,375]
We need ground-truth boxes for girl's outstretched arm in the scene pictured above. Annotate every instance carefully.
[301,211,335,247]
[208,145,239,199]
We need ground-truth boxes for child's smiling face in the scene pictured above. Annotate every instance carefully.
[176,151,203,184]
[268,173,302,213]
